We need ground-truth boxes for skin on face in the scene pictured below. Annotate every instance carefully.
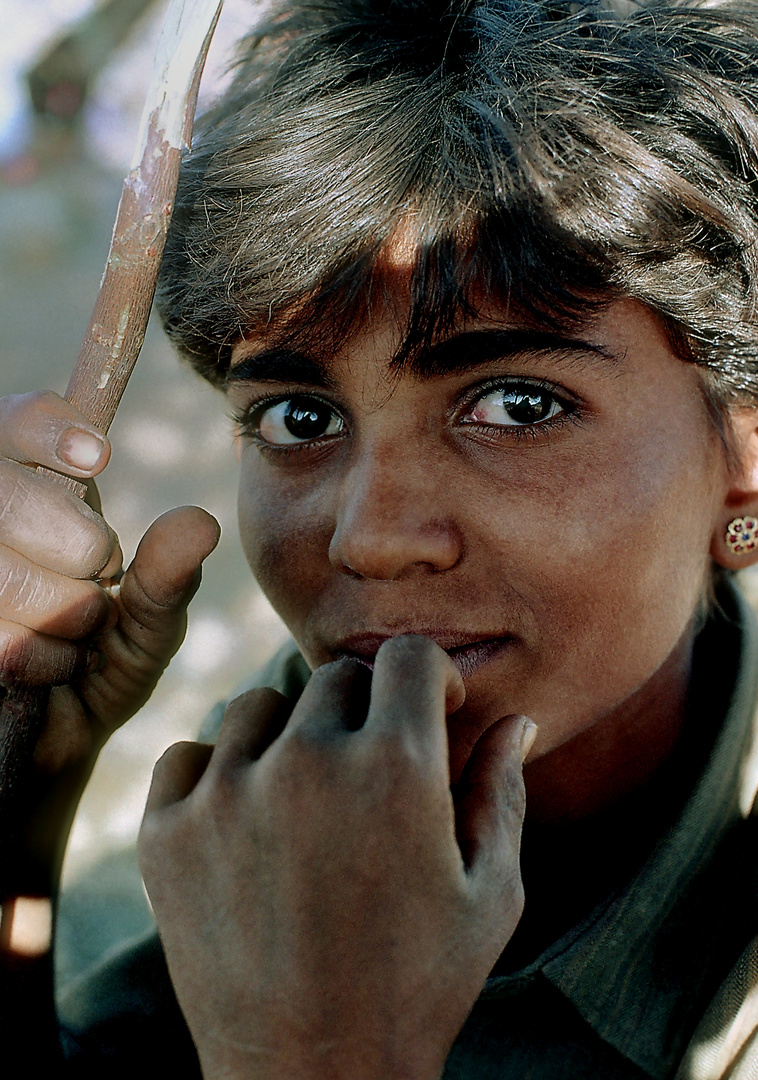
[228,297,731,820]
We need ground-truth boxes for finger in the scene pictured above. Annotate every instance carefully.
[283,657,372,739]
[454,715,532,879]
[98,538,124,583]
[80,482,125,580]
[0,543,112,638]
[0,459,120,579]
[115,506,221,657]
[143,741,214,813]
[80,482,124,582]
[34,685,93,774]
[209,687,291,769]
[0,391,109,477]
[76,509,220,729]
[363,636,464,764]
[81,508,219,708]
[0,616,93,687]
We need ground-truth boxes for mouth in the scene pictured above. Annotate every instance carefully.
[444,638,512,679]
[335,633,514,680]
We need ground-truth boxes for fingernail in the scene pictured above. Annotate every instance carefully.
[521,719,538,763]
[57,429,105,471]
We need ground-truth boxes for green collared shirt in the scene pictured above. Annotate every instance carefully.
[59,582,758,1078]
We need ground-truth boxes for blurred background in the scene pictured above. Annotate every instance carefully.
[0,0,288,984]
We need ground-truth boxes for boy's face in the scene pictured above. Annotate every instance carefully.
[228,297,729,790]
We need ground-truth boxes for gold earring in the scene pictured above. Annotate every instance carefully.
[726,516,758,555]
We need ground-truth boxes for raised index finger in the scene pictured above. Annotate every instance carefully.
[0,391,109,477]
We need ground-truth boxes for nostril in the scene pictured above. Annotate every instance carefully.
[339,561,366,580]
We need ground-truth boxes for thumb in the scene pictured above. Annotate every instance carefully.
[43,508,220,751]
[116,506,221,657]
[454,716,535,886]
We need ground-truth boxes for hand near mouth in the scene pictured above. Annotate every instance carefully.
[139,635,532,1080]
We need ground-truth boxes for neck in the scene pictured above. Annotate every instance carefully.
[495,623,716,974]
[523,626,696,826]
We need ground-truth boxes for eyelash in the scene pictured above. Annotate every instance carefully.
[456,378,578,444]
[230,392,345,459]
[230,379,578,456]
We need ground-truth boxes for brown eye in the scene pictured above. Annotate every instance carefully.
[257,396,344,445]
[465,385,564,427]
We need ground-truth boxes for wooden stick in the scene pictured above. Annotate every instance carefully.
[68,0,224,432]
[0,0,224,871]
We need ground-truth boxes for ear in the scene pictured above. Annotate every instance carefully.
[712,407,758,570]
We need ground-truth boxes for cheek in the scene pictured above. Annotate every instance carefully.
[237,455,332,621]
[476,427,721,720]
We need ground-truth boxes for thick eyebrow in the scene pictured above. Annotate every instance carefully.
[225,329,621,388]
[225,349,335,389]
[409,329,622,378]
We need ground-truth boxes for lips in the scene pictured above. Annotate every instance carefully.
[445,639,511,679]
[334,632,514,680]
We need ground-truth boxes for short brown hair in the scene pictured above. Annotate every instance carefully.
[157,0,758,415]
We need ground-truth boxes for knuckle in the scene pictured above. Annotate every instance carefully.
[500,870,525,921]
[224,685,282,721]
[0,391,64,463]
[355,727,431,797]
[0,389,51,428]
[280,723,337,762]
[202,753,236,793]
[363,724,419,768]
[201,750,245,806]
[73,582,111,635]
[0,549,108,637]
[14,390,60,433]
[0,558,35,611]
[0,461,33,533]
[0,623,34,683]
[137,812,162,855]
[56,507,115,580]
[260,731,338,806]
[0,463,114,578]
[154,739,191,773]
[200,775,246,836]
[499,770,526,823]
[137,815,177,877]
[0,622,82,686]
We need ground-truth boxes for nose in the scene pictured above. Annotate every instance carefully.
[328,446,462,580]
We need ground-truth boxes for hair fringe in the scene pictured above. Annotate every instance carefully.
[157,0,758,414]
